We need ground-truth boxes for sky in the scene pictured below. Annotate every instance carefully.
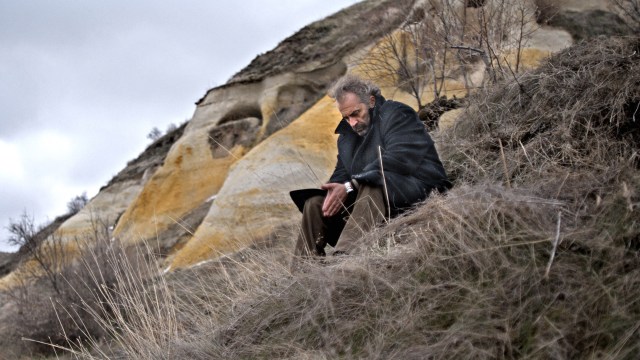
[0,0,360,252]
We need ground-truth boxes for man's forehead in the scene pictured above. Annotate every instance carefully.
[337,93,363,114]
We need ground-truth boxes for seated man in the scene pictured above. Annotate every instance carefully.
[294,74,451,256]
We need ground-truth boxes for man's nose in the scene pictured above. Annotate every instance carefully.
[348,117,358,127]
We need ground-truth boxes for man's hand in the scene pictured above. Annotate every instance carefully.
[321,183,348,217]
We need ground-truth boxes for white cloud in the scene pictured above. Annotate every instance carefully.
[0,140,25,182]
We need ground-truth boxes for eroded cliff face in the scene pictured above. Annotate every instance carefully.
[1,0,625,284]
[170,95,342,268]
[112,0,417,257]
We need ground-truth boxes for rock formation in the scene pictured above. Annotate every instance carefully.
[1,0,629,284]
[110,0,417,264]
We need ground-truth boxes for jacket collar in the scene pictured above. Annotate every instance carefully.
[334,94,386,135]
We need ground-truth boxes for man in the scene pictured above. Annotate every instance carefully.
[293,74,451,256]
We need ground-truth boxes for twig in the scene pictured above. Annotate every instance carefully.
[503,56,532,100]
[519,140,532,166]
[498,139,511,188]
[167,215,195,236]
[378,146,391,219]
[21,337,76,354]
[610,320,640,359]
[544,211,562,279]
[207,134,240,161]
[450,45,491,72]
[450,45,485,54]
[443,238,552,260]
[554,173,570,199]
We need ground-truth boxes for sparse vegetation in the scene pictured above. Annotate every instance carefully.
[0,215,149,358]
[147,123,180,143]
[43,35,638,359]
[611,0,640,30]
[361,0,540,110]
[6,212,70,295]
[146,127,162,142]
[67,192,89,216]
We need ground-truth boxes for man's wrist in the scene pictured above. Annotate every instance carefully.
[343,181,354,193]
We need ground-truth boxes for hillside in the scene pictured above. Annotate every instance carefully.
[0,0,626,275]
[0,253,11,277]
[83,35,636,359]
[0,0,638,358]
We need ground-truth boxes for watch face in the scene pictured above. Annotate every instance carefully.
[344,182,353,192]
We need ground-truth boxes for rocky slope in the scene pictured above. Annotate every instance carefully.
[67,35,639,358]
[1,0,630,286]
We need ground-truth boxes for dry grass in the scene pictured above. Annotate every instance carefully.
[440,35,640,205]
[0,227,140,358]
[65,185,639,359]
[57,36,640,359]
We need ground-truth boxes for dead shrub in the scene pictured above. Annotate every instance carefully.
[439,35,640,205]
[99,183,638,359]
[0,221,150,358]
[611,0,640,31]
[547,9,631,42]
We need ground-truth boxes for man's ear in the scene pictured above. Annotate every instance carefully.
[369,95,375,108]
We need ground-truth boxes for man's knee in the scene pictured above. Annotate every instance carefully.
[354,185,386,216]
[302,195,324,215]
[305,195,324,207]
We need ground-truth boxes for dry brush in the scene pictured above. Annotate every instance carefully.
[55,35,640,359]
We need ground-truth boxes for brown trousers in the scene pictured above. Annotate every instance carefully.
[294,185,386,256]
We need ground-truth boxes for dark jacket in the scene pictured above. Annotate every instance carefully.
[329,95,451,214]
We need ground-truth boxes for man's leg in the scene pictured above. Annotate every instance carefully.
[294,196,347,256]
[333,185,386,255]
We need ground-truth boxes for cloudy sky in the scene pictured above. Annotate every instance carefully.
[0,0,359,252]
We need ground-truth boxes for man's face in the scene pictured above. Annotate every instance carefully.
[338,92,374,136]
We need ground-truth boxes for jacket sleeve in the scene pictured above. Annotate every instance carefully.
[352,105,430,185]
[328,154,350,184]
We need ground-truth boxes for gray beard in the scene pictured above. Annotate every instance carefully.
[354,124,369,136]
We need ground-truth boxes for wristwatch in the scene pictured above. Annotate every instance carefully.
[344,181,354,193]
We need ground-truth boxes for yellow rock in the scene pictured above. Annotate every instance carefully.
[170,96,340,268]
[112,60,347,247]
[502,47,554,72]
[114,132,242,245]
[439,108,465,130]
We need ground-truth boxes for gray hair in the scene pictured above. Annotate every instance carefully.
[329,74,381,104]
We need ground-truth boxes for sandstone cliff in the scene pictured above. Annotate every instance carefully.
[1,0,630,284]
[99,0,416,265]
